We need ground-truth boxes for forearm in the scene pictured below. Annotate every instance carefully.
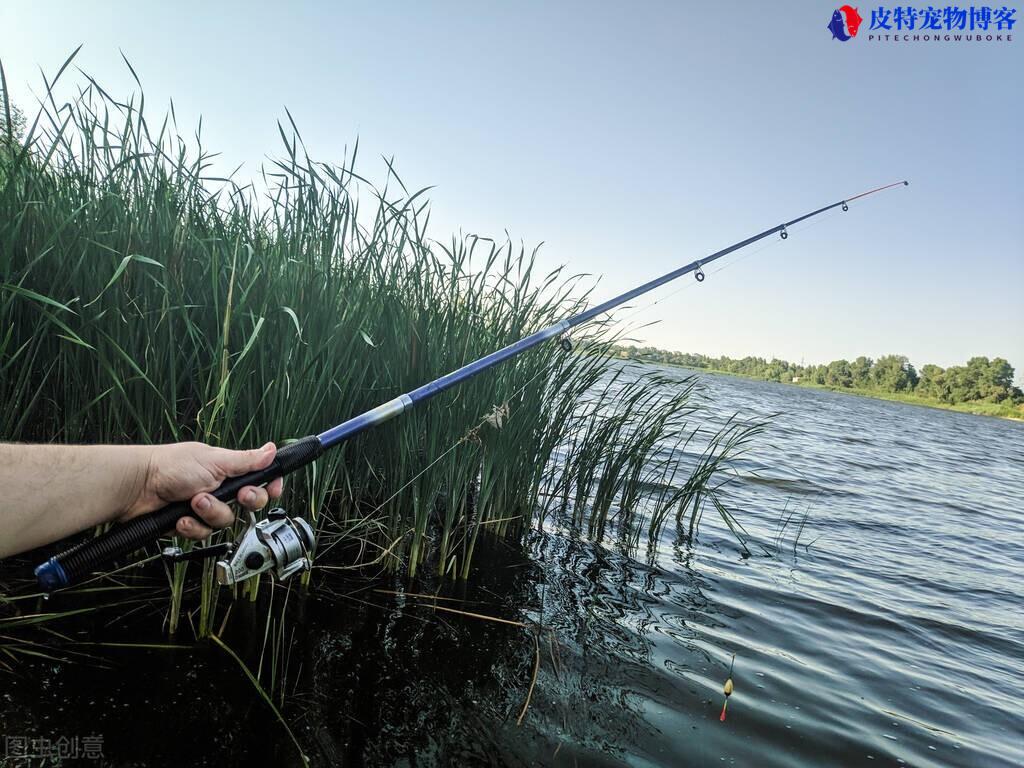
[0,443,152,558]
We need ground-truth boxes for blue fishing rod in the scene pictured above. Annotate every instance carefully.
[34,181,908,590]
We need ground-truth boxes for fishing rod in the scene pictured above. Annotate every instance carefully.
[34,180,909,591]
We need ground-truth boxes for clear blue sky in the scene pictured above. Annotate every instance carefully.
[3,1,1021,377]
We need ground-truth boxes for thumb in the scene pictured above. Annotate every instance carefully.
[215,442,276,477]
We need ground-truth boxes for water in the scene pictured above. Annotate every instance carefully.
[2,366,1022,766]
[600,367,1024,768]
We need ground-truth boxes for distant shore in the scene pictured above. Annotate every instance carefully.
[654,363,1024,422]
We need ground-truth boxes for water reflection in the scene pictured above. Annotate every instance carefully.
[288,528,718,767]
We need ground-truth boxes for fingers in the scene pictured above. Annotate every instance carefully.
[177,476,283,541]
[237,476,283,509]
[237,485,269,512]
[214,441,276,476]
[176,514,213,540]
[176,492,236,540]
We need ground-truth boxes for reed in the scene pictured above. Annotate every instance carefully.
[0,54,763,640]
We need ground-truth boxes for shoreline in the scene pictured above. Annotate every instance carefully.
[637,360,1024,422]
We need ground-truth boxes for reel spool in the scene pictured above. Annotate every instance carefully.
[162,507,315,586]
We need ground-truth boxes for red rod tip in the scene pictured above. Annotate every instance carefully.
[846,180,910,203]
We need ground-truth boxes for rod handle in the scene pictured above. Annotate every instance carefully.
[34,435,323,591]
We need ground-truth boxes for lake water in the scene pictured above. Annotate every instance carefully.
[538,365,1024,768]
[2,364,1022,767]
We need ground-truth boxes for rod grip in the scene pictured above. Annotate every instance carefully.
[34,435,323,591]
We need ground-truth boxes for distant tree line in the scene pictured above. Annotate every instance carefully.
[612,346,1023,407]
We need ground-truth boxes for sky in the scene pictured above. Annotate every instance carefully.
[2,1,1021,379]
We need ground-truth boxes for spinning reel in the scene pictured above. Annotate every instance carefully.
[162,508,315,586]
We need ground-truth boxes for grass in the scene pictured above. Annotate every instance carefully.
[757,374,1024,420]
[798,384,1024,420]
[647,361,1024,422]
[0,52,762,646]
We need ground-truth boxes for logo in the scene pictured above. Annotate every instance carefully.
[827,5,864,40]
[826,6,1016,43]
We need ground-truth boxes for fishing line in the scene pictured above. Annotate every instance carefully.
[317,191,891,569]
[313,438,467,563]
[314,361,553,563]
[32,182,908,590]
[312,214,802,566]
[603,195,882,483]
[610,203,846,332]
[617,182,900,331]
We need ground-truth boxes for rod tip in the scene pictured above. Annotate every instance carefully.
[903,180,909,186]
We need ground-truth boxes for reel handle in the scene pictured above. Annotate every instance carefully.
[34,435,323,591]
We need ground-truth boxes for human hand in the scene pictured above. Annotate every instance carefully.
[123,441,285,539]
